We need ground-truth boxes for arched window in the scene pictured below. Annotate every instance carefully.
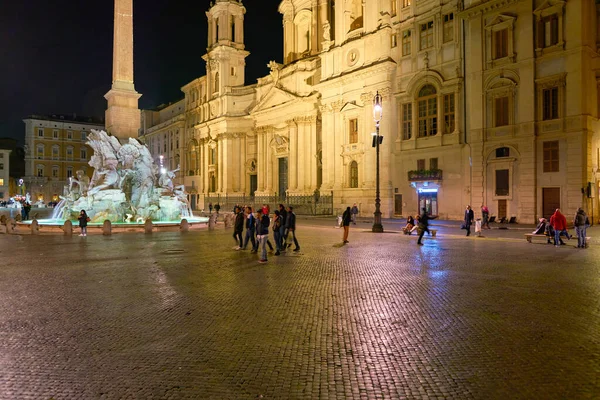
[418,85,438,137]
[36,144,44,159]
[350,161,359,188]
[51,165,59,178]
[348,0,364,31]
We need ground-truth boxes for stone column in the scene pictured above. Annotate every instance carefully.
[266,132,273,193]
[104,0,141,142]
[257,130,265,191]
[217,137,223,193]
[283,16,294,63]
[289,121,298,191]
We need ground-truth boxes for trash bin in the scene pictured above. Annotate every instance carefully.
[475,219,482,234]
[336,215,342,228]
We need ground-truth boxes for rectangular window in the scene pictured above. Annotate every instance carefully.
[496,147,510,158]
[542,87,559,120]
[430,158,438,170]
[0,153,3,158]
[542,14,559,48]
[391,34,397,48]
[66,148,73,160]
[495,96,509,127]
[402,103,412,140]
[38,129,44,137]
[402,30,411,56]
[402,0,411,7]
[417,159,425,170]
[52,167,59,178]
[493,29,508,59]
[67,167,73,179]
[418,97,437,137]
[37,166,43,177]
[52,147,59,159]
[349,119,358,144]
[81,132,87,141]
[67,131,72,139]
[53,130,59,139]
[443,13,454,43]
[495,169,509,196]
[543,140,559,173]
[80,149,87,159]
[420,21,434,50]
[443,93,455,133]
[0,163,3,170]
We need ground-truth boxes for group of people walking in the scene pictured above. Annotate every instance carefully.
[232,204,300,263]
[533,208,589,248]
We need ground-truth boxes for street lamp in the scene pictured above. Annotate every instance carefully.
[372,91,384,233]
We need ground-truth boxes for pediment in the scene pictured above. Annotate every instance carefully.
[340,101,363,113]
[485,14,516,29]
[534,0,565,15]
[252,87,301,113]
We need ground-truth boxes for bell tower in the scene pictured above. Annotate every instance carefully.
[203,0,249,97]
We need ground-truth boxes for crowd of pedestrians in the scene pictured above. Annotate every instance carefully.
[230,204,300,263]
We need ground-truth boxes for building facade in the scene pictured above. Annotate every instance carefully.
[0,149,11,201]
[141,0,600,223]
[23,115,104,203]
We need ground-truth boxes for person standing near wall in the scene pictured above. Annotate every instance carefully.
[351,203,359,225]
[233,206,244,250]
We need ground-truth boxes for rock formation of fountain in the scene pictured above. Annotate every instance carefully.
[52,130,192,223]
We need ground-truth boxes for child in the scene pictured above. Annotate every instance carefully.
[78,210,89,237]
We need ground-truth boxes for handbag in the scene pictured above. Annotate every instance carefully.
[460,223,466,229]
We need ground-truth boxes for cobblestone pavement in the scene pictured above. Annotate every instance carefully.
[0,223,599,399]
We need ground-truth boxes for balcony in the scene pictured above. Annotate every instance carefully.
[408,169,443,182]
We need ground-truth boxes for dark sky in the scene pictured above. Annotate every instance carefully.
[0,0,284,146]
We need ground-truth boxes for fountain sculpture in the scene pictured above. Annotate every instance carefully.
[52,130,194,224]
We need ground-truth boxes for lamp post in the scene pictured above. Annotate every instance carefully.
[372,91,384,233]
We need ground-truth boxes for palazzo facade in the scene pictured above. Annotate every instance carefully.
[141,0,600,223]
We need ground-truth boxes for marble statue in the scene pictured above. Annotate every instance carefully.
[52,129,192,224]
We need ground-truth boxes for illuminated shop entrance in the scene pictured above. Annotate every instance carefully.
[418,188,438,216]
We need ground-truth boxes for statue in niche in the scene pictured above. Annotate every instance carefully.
[323,20,331,42]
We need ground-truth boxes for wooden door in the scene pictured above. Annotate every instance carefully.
[543,187,560,219]
[394,194,402,216]
[498,199,507,219]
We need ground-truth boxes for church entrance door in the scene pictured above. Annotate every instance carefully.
[278,157,288,198]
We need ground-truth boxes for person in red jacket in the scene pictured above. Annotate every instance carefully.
[549,208,571,247]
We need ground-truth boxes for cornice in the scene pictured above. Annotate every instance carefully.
[459,0,520,19]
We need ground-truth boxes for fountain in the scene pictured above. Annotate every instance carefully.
[27,130,208,230]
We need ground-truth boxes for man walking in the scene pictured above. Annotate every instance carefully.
[256,208,270,263]
[464,205,474,236]
[278,204,287,250]
[233,206,244,250]
[417,208,430,246]
[285,206,300,252]
[242,206,256,251]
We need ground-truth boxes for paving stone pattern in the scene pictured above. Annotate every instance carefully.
[0,224,599,399]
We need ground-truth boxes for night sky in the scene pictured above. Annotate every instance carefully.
[0,0,284,145]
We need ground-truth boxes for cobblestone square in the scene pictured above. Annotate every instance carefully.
[0,221,599,399]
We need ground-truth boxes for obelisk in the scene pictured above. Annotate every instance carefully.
[104,0,141,141]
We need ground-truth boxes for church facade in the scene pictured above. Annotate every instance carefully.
[141,0,600,223]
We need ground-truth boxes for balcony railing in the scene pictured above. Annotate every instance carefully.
[408,169,443,181]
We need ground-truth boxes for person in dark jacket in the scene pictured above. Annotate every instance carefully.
[78,209,89,237]
[284,206,300,252]
[208,202,213,214]
[214,203,220,215]
[233,206,244,249]
[417,208,430,245]
[463,205,474,236]
[242,206,256,251]
[272,210,283,255]
[256,208,270,263]
[351,203,359,225]
[342,206,352,243]
[574,208,590,248]
[278,204,287,250]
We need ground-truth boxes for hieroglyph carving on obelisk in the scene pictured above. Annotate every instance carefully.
[104,0,142,142]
